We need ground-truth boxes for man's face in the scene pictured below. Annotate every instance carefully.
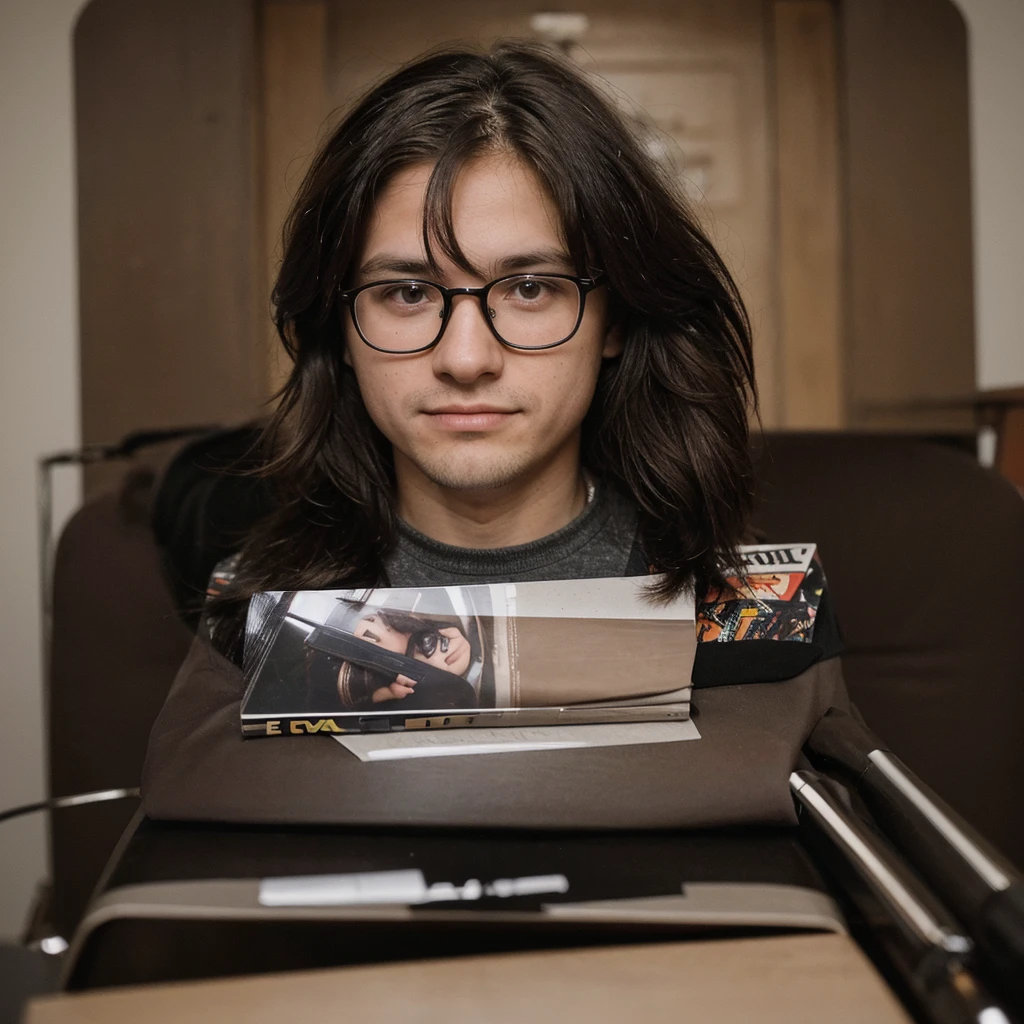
[344,152,622,498]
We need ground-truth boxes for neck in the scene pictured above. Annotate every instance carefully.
[394,443,587,550]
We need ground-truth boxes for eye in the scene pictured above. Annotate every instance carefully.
[376,283,428,305]
[498,276,570,307]
[395,284,427,305]
[368,282,442,317]
[513,279,545,301]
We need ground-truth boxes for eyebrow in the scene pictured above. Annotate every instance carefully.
[356,247,575,282]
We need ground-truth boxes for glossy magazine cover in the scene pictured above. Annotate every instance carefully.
[696,543,824,644]
[240,577,696,736]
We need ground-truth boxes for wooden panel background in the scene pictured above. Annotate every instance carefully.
[259,1,330,397]
[75,0,264,495]
[773,1,843,429]
[839,0,975,430]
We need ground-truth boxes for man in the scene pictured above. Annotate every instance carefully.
[143,42,845,825]
[206,40,757,661]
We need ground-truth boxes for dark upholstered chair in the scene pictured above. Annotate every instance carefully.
[41,430,1024,937]
[46,470,192,937]
[752,433,1024,866]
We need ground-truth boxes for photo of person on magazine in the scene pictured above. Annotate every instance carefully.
[345,610,474,705]
[243,587,502,717]
[315,598,485,711]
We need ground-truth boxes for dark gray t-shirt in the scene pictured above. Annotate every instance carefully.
[384,483,642,587]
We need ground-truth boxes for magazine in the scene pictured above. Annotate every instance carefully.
[240,577,696,737]
[695,543,824,644]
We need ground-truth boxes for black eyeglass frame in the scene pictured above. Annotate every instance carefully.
[339,273,606,354]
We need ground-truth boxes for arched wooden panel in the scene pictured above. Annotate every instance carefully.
[839,0,975,431]
[75,0,264,495]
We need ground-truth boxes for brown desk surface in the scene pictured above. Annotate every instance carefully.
[28,933,911,1023]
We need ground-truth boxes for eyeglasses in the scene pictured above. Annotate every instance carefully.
[409,629,450,659]
[340,273,605,354]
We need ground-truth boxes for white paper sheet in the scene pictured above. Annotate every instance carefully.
[333,719,701,762]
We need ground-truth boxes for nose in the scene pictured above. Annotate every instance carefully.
[430,292,505,383]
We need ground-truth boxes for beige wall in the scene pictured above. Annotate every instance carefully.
[956,0,1024,389]
[0,0,1021,941]
[0,0,90,939]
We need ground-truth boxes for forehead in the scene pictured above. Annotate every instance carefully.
[361,152,568,275]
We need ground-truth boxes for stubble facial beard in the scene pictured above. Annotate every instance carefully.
[401,436,536,493]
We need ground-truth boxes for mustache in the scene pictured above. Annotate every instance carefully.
[405,387,531,411]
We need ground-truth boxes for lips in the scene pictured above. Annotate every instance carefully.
[423,406,519,430]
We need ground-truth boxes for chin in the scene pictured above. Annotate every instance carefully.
[414,448,534,492]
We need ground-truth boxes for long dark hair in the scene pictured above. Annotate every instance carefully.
[209,41,756,659]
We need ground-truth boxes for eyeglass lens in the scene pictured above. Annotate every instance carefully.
[353,276,582,352]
